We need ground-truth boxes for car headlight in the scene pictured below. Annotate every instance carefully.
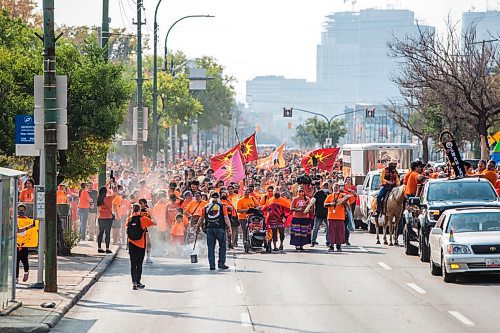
[447,244,471,254]
[427,210,440,221]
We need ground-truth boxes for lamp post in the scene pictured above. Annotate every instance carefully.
[160,14,214,164]
[287,107,365,147]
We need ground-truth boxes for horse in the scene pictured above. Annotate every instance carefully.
[374,185,405,246]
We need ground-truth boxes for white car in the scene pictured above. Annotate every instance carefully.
[357,170,407,233]
[429,207,500,283]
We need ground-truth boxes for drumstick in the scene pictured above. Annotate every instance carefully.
[303,197,316,214]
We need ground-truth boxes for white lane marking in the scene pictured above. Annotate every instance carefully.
[235,285,243,294]
[406,283,426,294]
[358,246,369,253]
[240,313,252,327]
[448,311,475,327]
[378,262,392,270]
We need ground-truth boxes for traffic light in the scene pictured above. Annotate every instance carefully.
[365,107,375,118]
[283,108,293,117]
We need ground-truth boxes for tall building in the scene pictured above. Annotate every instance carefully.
[316,9,434,108]
[462,10,500,43]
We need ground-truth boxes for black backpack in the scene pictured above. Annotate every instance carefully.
[127,215,144,241]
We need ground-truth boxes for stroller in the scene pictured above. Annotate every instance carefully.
[244,208,271,253]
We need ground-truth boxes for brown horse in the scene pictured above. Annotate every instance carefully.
[374,185,405,246]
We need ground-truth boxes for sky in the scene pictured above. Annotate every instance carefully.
[45,0,495,101]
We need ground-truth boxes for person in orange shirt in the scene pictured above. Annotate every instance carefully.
[404,161,424,198]
[138,180,152,201]
[184,192,207,226]
[19,178,35,203]
[56,184,68,204]
[324,183,351,252]
[236,188,259,247]
[77,183,92,241]
[126,203,155,290]
[170,214,185,255]
[259,186,275,207]
[481,160,498,187]
[181,191,193,226]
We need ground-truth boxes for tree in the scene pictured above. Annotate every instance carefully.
[295,117,347,148]
[388,22,500,160]
[293,124,315,148]
[0,0,42,27]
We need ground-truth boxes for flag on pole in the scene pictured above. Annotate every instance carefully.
[300,148,339,173]
[210,145,238,170]
[214,148,246,185]
[239,132,259,162]
[256,143,286,170]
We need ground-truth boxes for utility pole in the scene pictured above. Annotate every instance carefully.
[98,0,110,189]
[152,0,163,167]
[42,0,58,293]
[135,0,145,173]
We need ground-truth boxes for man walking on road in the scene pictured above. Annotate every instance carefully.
[312,182,330,247]
[196,192,232,270]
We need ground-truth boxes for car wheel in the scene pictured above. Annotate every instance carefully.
[419,234,430,262]
[430,255,442,276]
[404,227,418,256]
[441,254,456,283]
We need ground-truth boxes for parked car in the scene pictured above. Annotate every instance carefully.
[357,170,407,234]
[405,177,500,262]
[429,207,500,282]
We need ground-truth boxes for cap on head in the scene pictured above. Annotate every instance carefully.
[210,191,220,199]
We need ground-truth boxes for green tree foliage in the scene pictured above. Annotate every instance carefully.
[293,124,315,148]
[0,11,131,183]
[294,117,346,148]
[0,11,42,156]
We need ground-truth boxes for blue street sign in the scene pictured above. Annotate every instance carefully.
[15,115,35,144]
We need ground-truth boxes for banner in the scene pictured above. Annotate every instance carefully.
[239,132,259,162]
[256,143,286,170]
[214,149,246,185]
[301,148,340,173]
[441,131,466,178]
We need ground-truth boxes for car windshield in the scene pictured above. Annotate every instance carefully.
[427,181,497,202]
[446,212,500,233]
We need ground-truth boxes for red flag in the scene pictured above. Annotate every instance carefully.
[211,145,238,170]
[301,148,339,173]
[213,149,246,185]
[239,133,258,162]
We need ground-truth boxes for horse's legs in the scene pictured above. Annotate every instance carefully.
[388,215,394,246]
[394,214,400,246]
[383,218,389,245]
[375,217,380,244]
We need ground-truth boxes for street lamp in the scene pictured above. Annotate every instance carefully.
[152,13,214,166]
[286,107,365,147]
[152,11,214,166]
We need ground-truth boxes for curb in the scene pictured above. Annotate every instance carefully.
[0,301,22,316]
[45,247,120,329]
[0,247,120,333]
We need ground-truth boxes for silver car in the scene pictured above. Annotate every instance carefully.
[429,207,500,283]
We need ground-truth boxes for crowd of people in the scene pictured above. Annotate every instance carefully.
[15,151,500,289]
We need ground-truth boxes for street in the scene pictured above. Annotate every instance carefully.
[53,230,500,333]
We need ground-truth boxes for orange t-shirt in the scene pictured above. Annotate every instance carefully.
[291,196,310,219]
[138,187,152,201]
[221,199,237,217]
[236,196,258,220]
[404,171,419,196]
[403,170,411,185]
[482,170,497,187]
[98,195,115,219]
[324,192,346,220]
[170,222,185,237]
[344,185,357,205]
[185,200,207,217]
[78,190,91,208]
[19,188,34,203]
[126,213,154,248]
[56,190,67,204]
[152,201,168,231]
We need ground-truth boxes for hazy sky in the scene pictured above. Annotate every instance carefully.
[46,0,494,100]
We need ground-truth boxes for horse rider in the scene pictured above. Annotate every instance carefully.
[375,159,400,218]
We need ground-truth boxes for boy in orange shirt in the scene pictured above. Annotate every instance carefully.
[170,214,185,256]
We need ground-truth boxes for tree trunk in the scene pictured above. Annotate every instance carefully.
[478,120,490,161]
[422,136,429,164]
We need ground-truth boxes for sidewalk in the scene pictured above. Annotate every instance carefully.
[0,241,120,333]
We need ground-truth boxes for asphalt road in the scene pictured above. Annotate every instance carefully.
[53,229,500,333]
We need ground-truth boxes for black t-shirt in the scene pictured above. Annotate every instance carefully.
[313,190,329,219]
[88,190,98,213]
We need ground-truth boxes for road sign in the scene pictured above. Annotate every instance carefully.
[325,138,333,146]
[122,140,137,146]
[15,115,35,144]
[34,75,67,109]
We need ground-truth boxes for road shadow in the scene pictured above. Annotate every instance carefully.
[51,318,97,333]
[67,299,326,333]
[454,273,500,286]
